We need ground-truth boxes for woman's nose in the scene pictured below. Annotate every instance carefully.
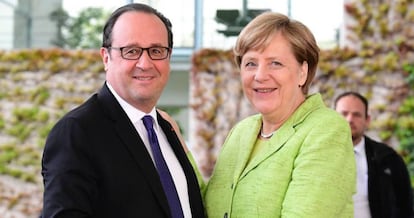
[254,65,268,81]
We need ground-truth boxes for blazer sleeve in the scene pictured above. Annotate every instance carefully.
[186,152,206,196]
[282,114,356,217]
[41,117,97,217]
[391,152,414,217]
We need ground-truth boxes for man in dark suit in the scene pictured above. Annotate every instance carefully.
[334,91,413,218]
[41,3,205,217]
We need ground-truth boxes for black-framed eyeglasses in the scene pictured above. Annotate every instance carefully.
[108,46,170,60]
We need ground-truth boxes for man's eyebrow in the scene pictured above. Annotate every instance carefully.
[123,43,168,48]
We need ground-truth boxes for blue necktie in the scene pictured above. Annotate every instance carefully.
[142,115,184,218]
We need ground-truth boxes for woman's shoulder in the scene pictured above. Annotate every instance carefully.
[225,114,262,139]
[232,114,261,128]
[312,106,344,120]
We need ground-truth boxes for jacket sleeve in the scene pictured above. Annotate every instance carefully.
[391,153,414,217]
[41,117,96,217]
[282,115,356,217]
[186,152,207,197]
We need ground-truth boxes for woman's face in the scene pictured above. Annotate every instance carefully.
[240,32,308,119]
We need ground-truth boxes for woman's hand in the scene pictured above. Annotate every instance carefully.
[157,109,189,153]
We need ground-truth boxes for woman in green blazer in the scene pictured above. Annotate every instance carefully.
[204,12,356,218]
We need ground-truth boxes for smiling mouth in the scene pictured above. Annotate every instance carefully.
[133,76,153,80]
[255,88,276,93]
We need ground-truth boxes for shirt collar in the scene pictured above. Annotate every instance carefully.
[106,82,157,124]
[354,137,366,155]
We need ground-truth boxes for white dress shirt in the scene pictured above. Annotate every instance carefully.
[107,83,191,218]
[353,138,371,218]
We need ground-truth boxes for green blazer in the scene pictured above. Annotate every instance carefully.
[205,93,356,218]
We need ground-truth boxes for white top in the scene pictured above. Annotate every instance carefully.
[107,82,191,218]
[353,138,371,218]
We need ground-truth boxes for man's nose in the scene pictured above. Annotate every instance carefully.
[344,114,354,122]
[135,51,152,69]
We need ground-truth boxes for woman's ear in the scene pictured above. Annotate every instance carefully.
[299,61,308,86]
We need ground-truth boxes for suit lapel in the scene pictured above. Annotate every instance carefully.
[157,112,205,216]
[156,112,187,167]
[97,84,171,215]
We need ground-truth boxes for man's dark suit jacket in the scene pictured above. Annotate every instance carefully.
[41,83,205,218]
[365,136,414,218]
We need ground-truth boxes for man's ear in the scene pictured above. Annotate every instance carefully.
[100,47,110,70]
[365,114,371,130]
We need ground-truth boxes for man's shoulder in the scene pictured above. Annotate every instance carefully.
[55,93,102,128]
[365,136,403,160]
[365,136,389,148]
[66,93,100,117]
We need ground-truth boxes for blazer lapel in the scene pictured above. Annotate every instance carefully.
[156,112,187,167]
[237,116,296,180]
[242,126,295,178]
[97,84,171,215]
[230,117,260,181]
[157,112,205,216]
[238,94,320,179]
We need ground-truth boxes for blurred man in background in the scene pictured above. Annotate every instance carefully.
[334,91,413,218]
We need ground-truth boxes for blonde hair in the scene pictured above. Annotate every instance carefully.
[234,12,319,94]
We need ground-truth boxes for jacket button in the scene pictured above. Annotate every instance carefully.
[224,212,228,218]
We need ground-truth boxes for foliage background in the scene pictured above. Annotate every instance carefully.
[0,0,414,217]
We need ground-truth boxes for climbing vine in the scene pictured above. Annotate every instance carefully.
[398,64,414,184]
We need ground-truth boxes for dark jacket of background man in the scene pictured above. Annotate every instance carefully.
[364,136,413,218]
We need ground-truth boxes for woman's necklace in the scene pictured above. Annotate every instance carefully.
[260,129,275,139]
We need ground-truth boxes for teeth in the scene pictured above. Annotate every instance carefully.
[136,76,152,80]
[257,89,273,93]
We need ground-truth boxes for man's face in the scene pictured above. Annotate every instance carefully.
[100,11,171,113]
[335,95,370,145]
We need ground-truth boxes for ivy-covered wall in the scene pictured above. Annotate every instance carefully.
[0,49,105,216]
